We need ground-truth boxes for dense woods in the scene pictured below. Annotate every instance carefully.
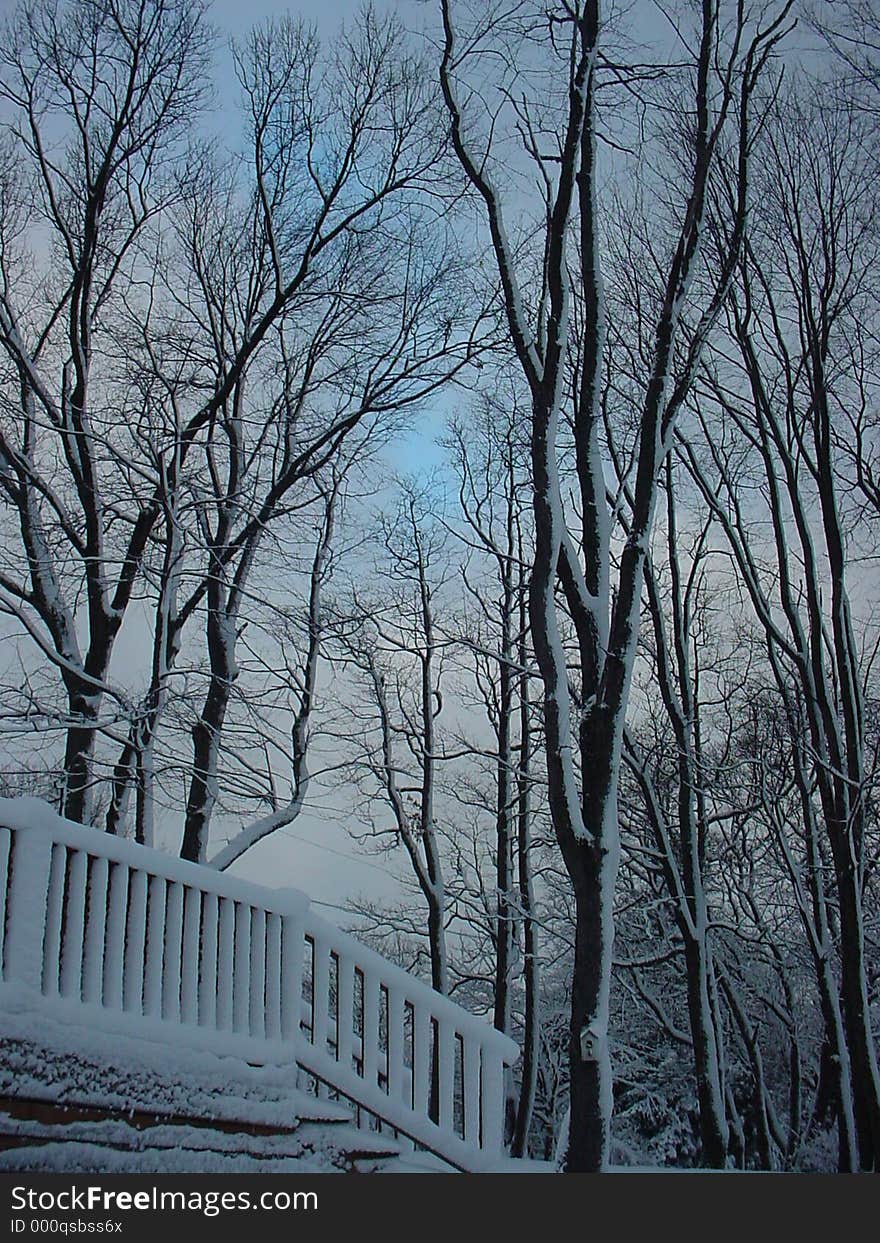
[0,0,877,1171]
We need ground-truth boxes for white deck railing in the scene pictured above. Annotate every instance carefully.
[0,799,518,1172]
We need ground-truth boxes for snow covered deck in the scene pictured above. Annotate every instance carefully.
[0,994,397,1172]
[0,798,519,1173]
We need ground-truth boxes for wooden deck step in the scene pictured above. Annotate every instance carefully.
[0,1017,405,1173]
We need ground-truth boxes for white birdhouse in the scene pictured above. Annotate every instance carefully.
[579,1024,604,1063]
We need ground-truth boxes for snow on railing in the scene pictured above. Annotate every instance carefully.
[0,799,518,1172]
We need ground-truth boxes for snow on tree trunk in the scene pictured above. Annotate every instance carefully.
[439,0,787,1171]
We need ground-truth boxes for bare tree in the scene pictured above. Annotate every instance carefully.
[814,0,880,112]
[621,467,730,1167]
[0,0,210,824]
[203,475,340,871]
[437,0,792,1170]
[0,1,487,846]
[735,679,860,1169]
[340,481,455,995]
[444,390,542,1148]
[680,84,880,1168]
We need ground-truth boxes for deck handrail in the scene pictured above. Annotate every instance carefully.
[0,798,518,1172]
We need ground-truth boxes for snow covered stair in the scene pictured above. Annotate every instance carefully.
[0,799,518,1172]
[0,1008,410,1173]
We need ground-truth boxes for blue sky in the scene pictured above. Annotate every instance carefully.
[210,0,398,38]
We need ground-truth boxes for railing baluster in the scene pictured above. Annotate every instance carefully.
[123,869,148,1014]
[162,881,184,1023]
[82,855,109,1005]
[199,891,219,1030]
[336,951,354,1071]
[3,827,53,992]
[311,932,330,1053]
[216,896,235,1031]
[437,1018,455,1134]
[480,1046,504,1157]
[143,875,166,1019]
[279,903,305,1042]
[265,912,282,1041]
[60,850,89,1000]
[362,968,380,1088]
[412,1002,431,1113]
[0,828,11,973]
[180,886,201,1025]
[233,902,252,1035]
[103,862,128,1011]
[41,845,67,996]
[463,1035,481,1146]
[387,984,405,1102]
[249,907,266,1040]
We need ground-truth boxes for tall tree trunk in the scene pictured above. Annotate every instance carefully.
[560,711,619,1173]
[682,935,728,1166]
[61,691,100,824]
[567,828,617,1173]
[61,634,116,823]
[834,854,880,1169]
[427,896,448,996]
[181,572,237,863]
[181,671,232,863]
[493,624,515,1035]
[512,609,538,1157]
